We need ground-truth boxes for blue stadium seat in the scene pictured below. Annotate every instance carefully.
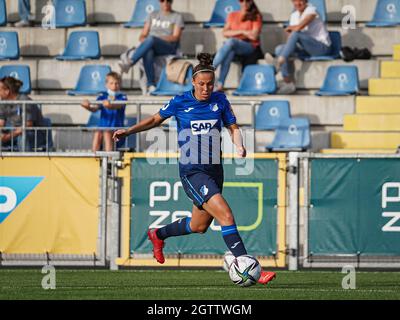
[233,64,277,96]
[204,0,240,28]
[267,117,311,151]
[255,100,291,130]
[54,0,86,28]
[316,65,359,96]
[301,31,341,61]
[0,31,20,60]
[117,117,137,151]
[151,66,193,96]
[0,0,7,26]
[67,65,111,96]
[57,31,101,60]
[0,65,31,94]
[124,0,160,28]
[367,0,400,27]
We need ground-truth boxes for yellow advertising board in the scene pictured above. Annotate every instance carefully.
[0,157,100,255]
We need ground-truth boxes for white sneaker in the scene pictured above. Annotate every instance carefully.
[119,49,134,74]
[277,82,296,95]
[147,85,156,95]
[14,20,31,27]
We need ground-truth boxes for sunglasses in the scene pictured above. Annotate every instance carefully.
[239,0,253,2]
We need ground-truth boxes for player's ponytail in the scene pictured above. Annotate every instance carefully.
[192,53,215,79]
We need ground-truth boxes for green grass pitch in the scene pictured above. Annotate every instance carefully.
[1,269,400,300]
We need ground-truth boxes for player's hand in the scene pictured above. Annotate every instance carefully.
[81,99,90,109]
[113,129,128,142]
[236,145,247,158]
[103,100,111,108]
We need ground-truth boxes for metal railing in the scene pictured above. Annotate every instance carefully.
[0,99,262,153]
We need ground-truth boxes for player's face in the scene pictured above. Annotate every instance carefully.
[192,72,215,101]
[160,0,172,12]
[292,0,307,12]
[106,77,121,92]
[0,82,10,99]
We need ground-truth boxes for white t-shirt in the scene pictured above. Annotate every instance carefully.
[289,5,331,47]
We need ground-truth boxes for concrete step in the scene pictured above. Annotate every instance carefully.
[369,79,400,96]
[9,58,378,91]
[381,61,400,78]
[36,94,354,127]
[331,132,400,149]
[0,25,398,58]
[344,114,400,131]
[356,96,400,113]
[395,45,400,61]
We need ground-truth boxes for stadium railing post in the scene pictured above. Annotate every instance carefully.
[288,152,299,271]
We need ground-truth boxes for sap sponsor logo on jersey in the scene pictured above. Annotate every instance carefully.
[190,119,218,135]
[0,177,44,224]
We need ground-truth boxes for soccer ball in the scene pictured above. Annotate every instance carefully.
[223,251,235,272]
[228,255,261,287]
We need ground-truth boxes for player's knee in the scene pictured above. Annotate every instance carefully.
[219,212,235,226]
[191,224,209,234]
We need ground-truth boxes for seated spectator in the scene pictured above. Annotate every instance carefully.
[118,0,184,94]
[81,72,127,152]
[213,0,263,92]
[15,0,33,27]
[269,0,332,94]
[0,76,45,151]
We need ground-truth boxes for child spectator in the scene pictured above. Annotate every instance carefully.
[81,72,127,152]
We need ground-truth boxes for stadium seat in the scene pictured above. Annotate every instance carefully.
[151,66,193,96]
[54,0,86,28]
[255,100,291,130]
[367,0,400,27]
[67,65,111,96]
[117,117,137,151]
[233,64,277,96]
[0,31,20,61]
[204,0,241,28]
[266,117,311,151]
[0,0,7,26]
[57,31,101,61]
[301,32,341,61]
[316,65,359,96]
[0,65,31,94]
[124,0,160,28]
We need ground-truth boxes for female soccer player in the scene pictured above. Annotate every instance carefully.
[113,53,275,285]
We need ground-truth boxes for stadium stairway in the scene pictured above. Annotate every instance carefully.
[322,45,400,154]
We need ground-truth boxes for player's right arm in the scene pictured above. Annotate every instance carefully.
[112,112,165,142]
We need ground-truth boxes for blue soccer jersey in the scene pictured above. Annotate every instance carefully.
[97,92,127,128]
[159,90,237,177]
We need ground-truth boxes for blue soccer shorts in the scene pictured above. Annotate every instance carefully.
[181,172,224,209]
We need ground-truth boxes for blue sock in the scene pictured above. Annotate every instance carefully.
[156,217,192,240]
[221,224,247,257]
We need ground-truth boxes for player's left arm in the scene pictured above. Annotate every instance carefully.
[227,123,246,158]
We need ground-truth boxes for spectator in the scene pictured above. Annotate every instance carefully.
[118,0,184,94]
[0,76,45,151]
[269,0,332,94]
[81,72,127,152]
[15,0,33,27]
[213,0,263,92]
